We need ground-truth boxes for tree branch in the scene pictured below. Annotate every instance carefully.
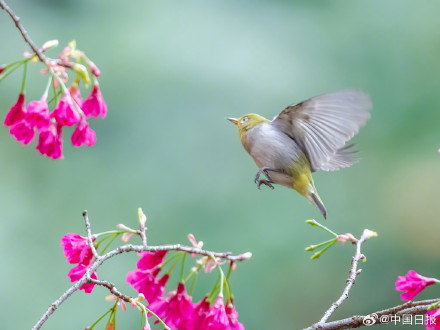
[305,299,440,329]
[314,232,369,326]
[31,211,252,330]
[83,210,99,259]
[0,0,48,63]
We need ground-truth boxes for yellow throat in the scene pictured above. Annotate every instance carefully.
[227,113,269,144]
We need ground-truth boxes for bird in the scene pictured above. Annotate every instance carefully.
[227,89,372,219]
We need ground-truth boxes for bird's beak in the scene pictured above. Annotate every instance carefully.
[227,117,238,125]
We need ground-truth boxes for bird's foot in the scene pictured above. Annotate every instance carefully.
[254,166,274,184]
[257,179,274,190]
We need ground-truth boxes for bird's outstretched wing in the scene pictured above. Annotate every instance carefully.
[272,90,372,172]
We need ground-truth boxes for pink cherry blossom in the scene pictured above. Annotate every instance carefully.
[88,60,101,77]
[192,297,211,329]
[396,270,438,300]
[67,263,97,293]
[141,323,151,330]
[61,233,95,264]
[82,84,107,118]
[148,282,194,329]
[69,85,83,107]
[71,118,96,147]
[126,267,169,303]
[426,309,440,329]
[225,300,245,330]
[27,97,50,131]
[36,122,63,159]
[200,296,229,329]
[10,120,35,145]
[4,93,26,126]
[137,250,168,270]
[52,94,81,126]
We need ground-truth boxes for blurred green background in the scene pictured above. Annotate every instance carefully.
[1,0,440,329]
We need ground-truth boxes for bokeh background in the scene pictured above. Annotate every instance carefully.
[1,0,440,329]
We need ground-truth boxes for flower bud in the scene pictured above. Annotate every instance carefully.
[42,40,59,51]
[88,59,101,77]
[117,224,133,231]
[121,232,133,243]
[336,233,356,244]
[362,229,378,239]
[305,219,318,226]
[138,208,147,226]
[72,63,90,87]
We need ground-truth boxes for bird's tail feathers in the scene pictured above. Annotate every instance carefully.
[311,192,327,219]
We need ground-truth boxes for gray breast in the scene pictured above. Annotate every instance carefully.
[243,122,303,187]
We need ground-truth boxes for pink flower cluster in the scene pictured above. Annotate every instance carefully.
[426,309,440,329]
[395,270,438,300]
[61,233,97,293]
[4,83,105,159]
[126,251,170,304]
[126,251,245,329]
[395,270,440,329]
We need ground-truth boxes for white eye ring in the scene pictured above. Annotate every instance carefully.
[241,116,248,123]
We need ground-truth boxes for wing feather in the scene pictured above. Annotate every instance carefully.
[272,89,371,171]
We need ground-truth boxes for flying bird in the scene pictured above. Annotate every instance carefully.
[228,89,372,219]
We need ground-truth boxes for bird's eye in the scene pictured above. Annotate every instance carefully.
[241,116,248,123]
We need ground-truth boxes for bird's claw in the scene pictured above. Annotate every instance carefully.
[254,166,273,184]
[257,179,274,190]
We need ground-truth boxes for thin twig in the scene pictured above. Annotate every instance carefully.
[31,281,84,330]
[138,227,148,248]
[0,0,47,63]
[317,234,368,325]
[304,299,440,330]
[89,278,132,302]
[83,210,99,259]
